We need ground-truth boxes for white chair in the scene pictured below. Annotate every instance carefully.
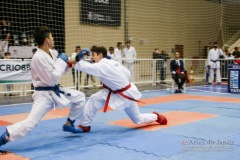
[171,79,186,93]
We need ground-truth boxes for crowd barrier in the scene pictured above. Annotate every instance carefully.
[0,58,237,96]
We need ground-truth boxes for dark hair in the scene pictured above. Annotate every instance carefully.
[75,46,81,49]
[154,48,159,51]
[125,40,131,44]
[4,52,11,56]
[32,48,37,54]
[34,26,51,46]
[213,42,218,45]
[75,46,81,52]
[90,45,97,52]
[109,47,114,51]
[117,42,122,46]
[91,46,107,58]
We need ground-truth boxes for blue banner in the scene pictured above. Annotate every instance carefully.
[228,64,240,93]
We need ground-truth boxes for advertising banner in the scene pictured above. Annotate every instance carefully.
[81,0,121,26]
[228,64,240,93]
[0,60,32,84]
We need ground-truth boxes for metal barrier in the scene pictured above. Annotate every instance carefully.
[0,58,237,96]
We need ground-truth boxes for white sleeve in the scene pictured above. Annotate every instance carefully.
[74,60,102,77]
[53,59,68,78]
[35,57,67,86]
[219,49,226,58]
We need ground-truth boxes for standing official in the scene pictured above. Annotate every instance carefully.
[123,41,137,82]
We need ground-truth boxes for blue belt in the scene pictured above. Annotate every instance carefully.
[211,60,219,63]
[35,85,71,97]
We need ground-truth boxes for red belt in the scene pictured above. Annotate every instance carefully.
[103,84,142,112]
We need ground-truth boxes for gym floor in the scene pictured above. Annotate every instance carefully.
[0,83,239,160]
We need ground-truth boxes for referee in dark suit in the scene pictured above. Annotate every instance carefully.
[170,52,185,93]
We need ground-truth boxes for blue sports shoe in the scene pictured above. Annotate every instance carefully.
[63,125,84,133]
[62,118,84,133]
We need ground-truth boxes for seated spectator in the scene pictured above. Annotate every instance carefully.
[232,47,240,58]
[4,52,13,96]
[223,49,234,59]
[235,48,240,58]
[170,52,185,93]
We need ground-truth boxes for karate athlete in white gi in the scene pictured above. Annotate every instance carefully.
[72,46,167,133]
[0,26,85,154]
[207,42,225,85]
[122,41,137,82]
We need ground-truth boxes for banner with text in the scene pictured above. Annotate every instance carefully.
[228,64,240,93]
[81,0,121,26]
[0,60,32,84]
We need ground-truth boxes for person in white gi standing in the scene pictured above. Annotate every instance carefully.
[0,26,85,154]
[122,41,137,82]
[72,46,167,132]
[207,42,225,85]
[114,42,123,64]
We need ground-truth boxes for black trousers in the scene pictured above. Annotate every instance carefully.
[156,62,166,81]
[160,67,166,81]
[172,74,185,89]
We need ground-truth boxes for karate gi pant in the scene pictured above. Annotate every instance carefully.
[6,89,85,142]
[125,63,134,82]
[209,68,221,83]
[79,89,157,127]
[208,61,221,83]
